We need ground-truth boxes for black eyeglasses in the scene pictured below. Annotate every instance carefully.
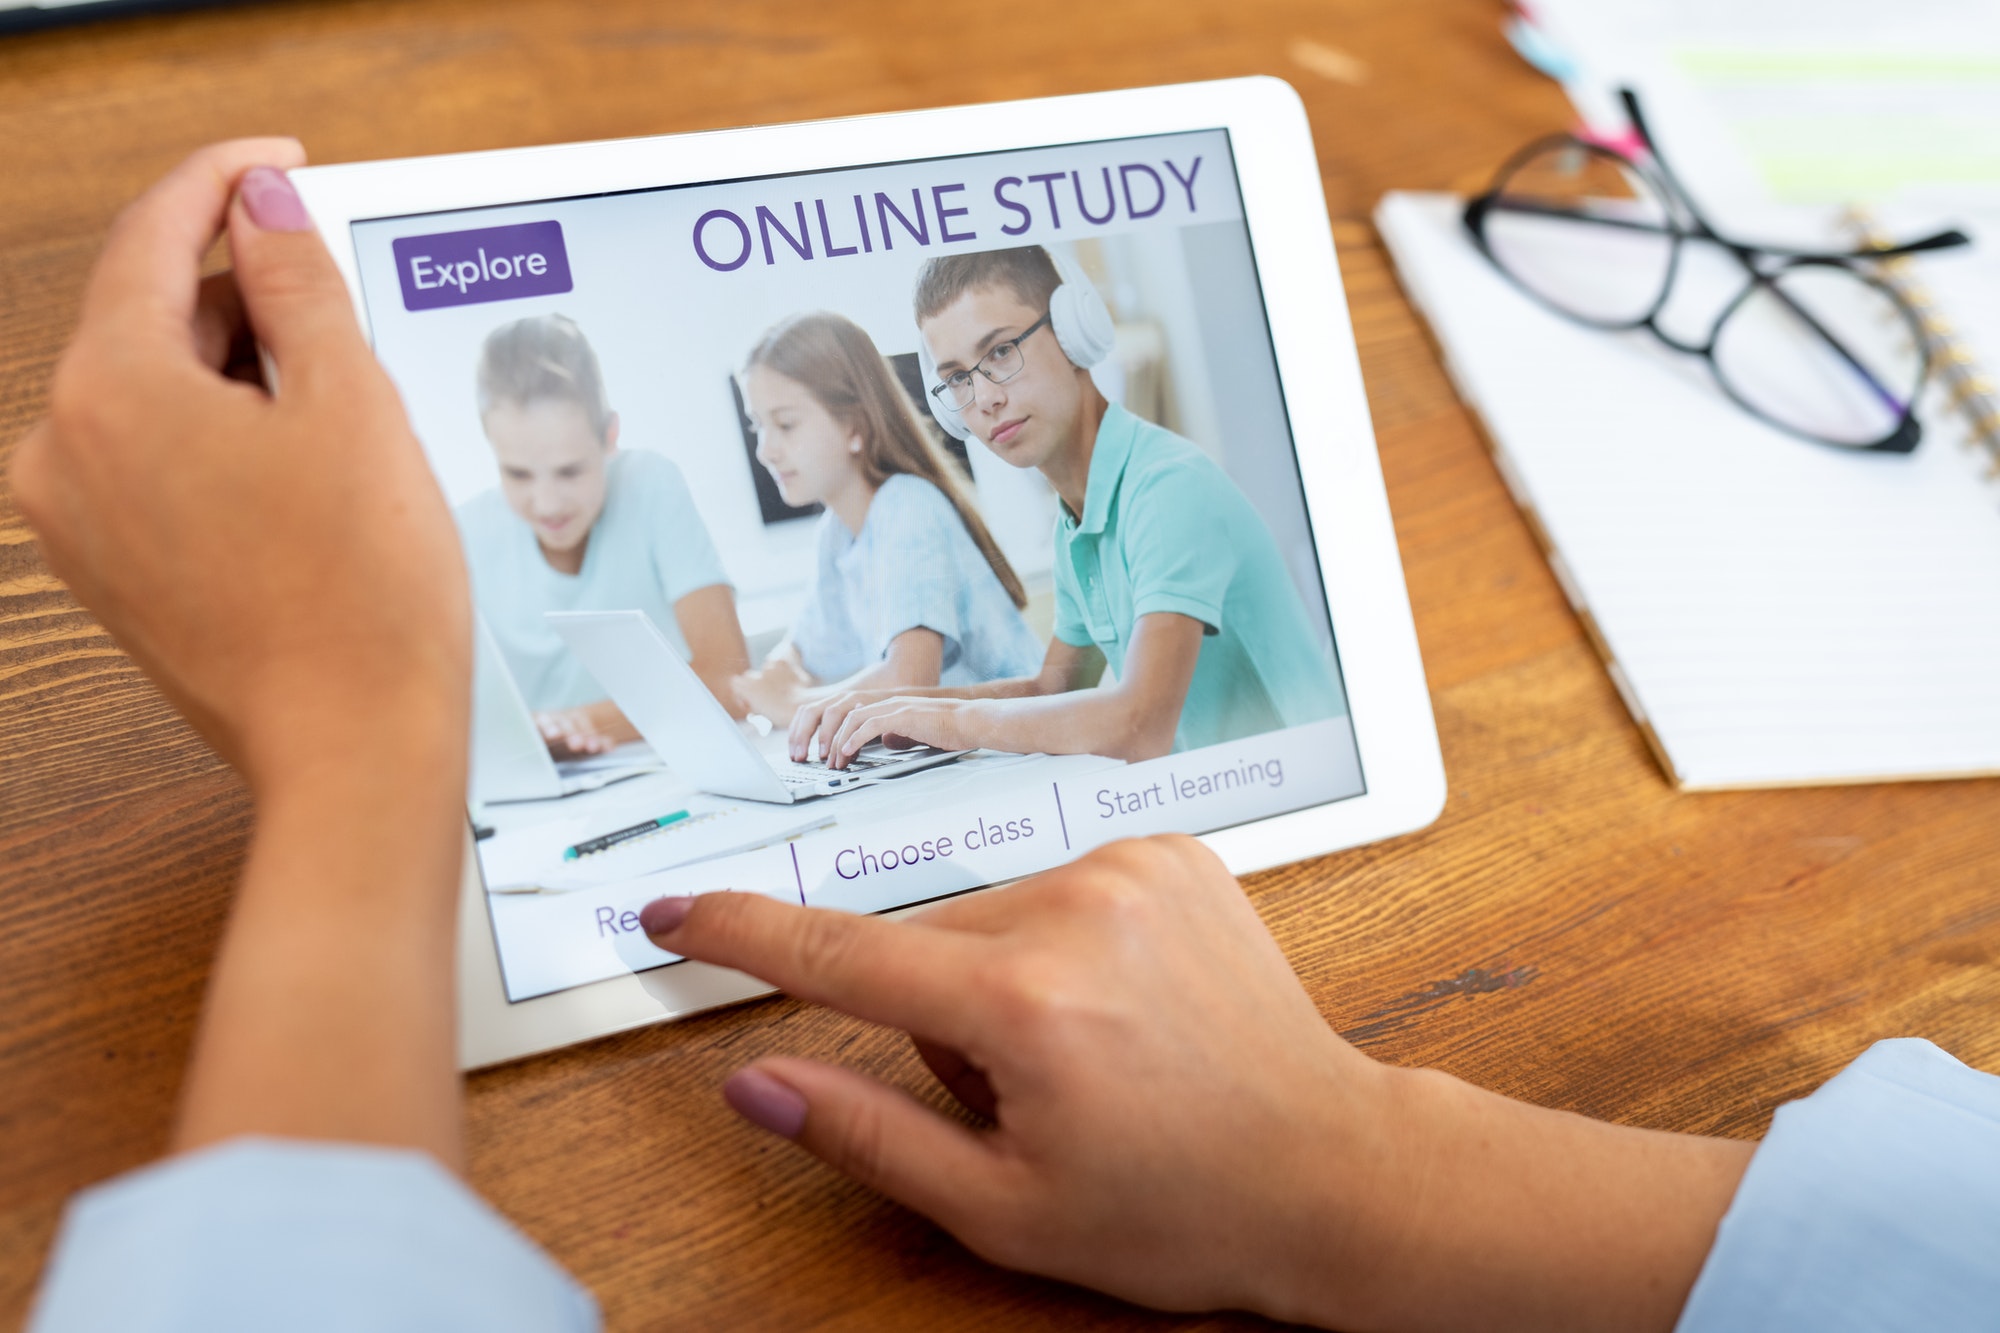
[930,312,1052,412]
[1463,90,1970,453]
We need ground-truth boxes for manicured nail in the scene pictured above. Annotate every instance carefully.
[724,1067,808,1139]
[239,166,311,232]
[638,895,695,937]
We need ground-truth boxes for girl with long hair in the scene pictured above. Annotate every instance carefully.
[733,310,1041,729]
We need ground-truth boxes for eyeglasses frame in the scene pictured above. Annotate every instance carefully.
[1461,89,1970,453]
[929,311,1054,413]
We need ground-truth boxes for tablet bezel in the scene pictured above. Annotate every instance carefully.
[291,76,1446,1070]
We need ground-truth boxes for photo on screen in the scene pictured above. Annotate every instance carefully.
[348,129,1366,1002]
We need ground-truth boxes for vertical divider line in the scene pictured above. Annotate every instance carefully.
[1052,781,1071,851]
[789,842,805,905]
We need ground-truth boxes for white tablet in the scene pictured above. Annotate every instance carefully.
[290,76,1444,1069]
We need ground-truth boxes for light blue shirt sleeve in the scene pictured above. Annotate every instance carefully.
[29,1137,599,1333]
[1676,1038,2000,1332]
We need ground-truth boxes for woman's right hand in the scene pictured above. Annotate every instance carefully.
[642,835,1753,1332]
[644,837,1404,1325]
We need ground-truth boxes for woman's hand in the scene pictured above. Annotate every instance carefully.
[641,838,1399,1322]
[11,142,468,790]
[641,836,1752,1332]
[12,144,475,1163]
[535,699,638,758]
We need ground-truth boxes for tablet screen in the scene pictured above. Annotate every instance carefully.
[349,128,1366,1003]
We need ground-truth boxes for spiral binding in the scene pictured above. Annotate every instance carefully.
[1843,205,2000,482]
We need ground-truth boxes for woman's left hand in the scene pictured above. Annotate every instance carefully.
[13,143,476,1163]
[11,142,468,789]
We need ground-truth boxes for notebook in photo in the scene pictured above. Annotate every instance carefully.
[1378,190,2000,791]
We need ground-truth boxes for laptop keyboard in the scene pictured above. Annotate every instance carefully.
[771,747,928,791]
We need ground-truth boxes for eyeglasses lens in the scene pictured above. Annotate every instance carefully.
[1482,142,1676,327]
[985,340,1023,381]
[945,340,1026,410]
[1712,265,1925,448]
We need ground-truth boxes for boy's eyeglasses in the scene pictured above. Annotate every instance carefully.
[1462,89,1970,452]
[931,312,1053,413]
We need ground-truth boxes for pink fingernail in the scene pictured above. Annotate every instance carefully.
[239,166,311,232]
[638,895,695,937]
[724,1068,808,1139]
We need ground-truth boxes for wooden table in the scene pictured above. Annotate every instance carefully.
[3,1,1995,1327]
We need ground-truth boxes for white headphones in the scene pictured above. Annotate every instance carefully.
[917,247,1117,443]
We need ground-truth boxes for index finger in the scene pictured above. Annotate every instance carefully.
[648,892,985,1047]
[80,138,306,347]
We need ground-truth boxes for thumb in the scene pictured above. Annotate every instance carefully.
[726,1057,1013,1237]
[226,165,371,392]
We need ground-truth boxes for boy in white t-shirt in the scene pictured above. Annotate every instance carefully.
[456,314,749,757]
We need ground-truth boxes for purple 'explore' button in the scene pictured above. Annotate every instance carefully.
[391,221,573,312]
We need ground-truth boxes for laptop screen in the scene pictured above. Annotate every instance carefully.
[349,128,1366,1003]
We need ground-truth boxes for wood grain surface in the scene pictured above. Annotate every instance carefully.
[2,1,1996,1328]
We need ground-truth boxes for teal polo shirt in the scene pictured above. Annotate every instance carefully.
[1050,403,1347,752]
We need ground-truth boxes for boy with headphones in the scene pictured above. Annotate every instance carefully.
[790,244,1344,770]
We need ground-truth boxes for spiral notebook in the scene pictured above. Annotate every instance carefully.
[1377,191,2000,790]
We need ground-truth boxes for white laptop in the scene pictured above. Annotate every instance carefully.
[469,614,657,805]
[545,609,963,804]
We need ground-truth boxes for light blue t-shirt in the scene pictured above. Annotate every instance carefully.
[1050,404,1345,752]
[457,450,730,711]
[790,473,1042,687]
